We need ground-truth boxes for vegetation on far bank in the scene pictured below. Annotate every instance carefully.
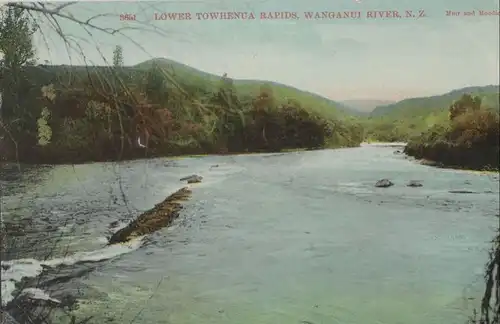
[360,85,499,171]
[2,5,496,169]
[0,62,364,164]
[0,8,363,165]
[404,94,499,171]
[362,85,499,143]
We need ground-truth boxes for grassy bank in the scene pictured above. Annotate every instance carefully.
[0,61,363,164]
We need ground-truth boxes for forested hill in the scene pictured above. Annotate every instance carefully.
[370,85,500,117]
[362,85,500,143]
[2,56,367,164]
[134,58,359,117]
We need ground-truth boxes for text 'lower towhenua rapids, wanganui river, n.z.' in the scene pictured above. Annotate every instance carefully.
[153,10,428,20]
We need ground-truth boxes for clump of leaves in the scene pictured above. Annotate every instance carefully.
[36,106,52,146]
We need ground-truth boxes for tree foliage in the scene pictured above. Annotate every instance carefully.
[0,64,364,163]
[405,94,499,170]
[364,87,499,143]
[449,94,482,120]
[0,6,37,119]
[112,45,123,67]
[0,6,36,69]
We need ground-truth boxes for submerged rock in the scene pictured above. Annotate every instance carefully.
[180,174,202,184]
[108,187,192,245]
[407,180,423,187]
[449,190,478,194]
[375,179,394,188]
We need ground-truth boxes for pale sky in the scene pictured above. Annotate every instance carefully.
[20,0,500,100]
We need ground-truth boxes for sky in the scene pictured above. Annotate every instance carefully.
[7,0,500,100]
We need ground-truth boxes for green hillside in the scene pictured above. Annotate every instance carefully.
[371,85,499,117]
[363,85,499,142]
[31,58,361,121]
[2,58,365,164]
[134,58,359,118]
[404,93,499,171]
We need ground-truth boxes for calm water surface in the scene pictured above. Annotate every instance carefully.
[1,144,498,324]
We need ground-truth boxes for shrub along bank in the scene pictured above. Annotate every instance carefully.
[0,65,364,164]
[404,94,500,171]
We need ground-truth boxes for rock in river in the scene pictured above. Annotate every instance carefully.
[449,190,478,194]
[108,187,192,245]
[375,179,394,188]
[407,180,423,187]
[180,174,202,184]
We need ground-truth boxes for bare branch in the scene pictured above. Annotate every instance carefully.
[6,2,118,35]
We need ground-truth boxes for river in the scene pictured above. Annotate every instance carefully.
[1,143,498,324]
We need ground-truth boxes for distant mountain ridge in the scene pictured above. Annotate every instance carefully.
[35,59,498,120]
[371,85,500,116]
[340,99,396,113]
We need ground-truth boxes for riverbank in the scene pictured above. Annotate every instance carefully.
[0,144,327,167]
[404,138,499,172]
[404,107,499,172]
[406,155,500,173]
[0,65,364,166]
[0,121,361,165]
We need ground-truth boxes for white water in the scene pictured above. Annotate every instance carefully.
[0,157,244,307]
[19,288,62,304]
[1,236,144,306]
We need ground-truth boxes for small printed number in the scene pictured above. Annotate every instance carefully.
[120,14,136,21]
